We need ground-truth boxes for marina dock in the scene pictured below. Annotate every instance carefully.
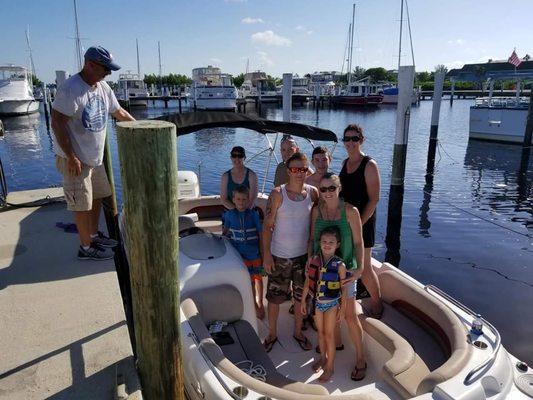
[0,188,140,399]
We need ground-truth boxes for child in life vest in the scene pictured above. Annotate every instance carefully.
[301,225,347,382]
[223,185,265,319]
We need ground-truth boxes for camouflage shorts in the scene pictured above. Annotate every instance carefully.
[266,254,307,304]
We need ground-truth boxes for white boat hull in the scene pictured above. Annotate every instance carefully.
[0,100,39,116]
[469,106,530,144]
[195,98,236,111]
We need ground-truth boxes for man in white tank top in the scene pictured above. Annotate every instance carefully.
[262,152,319,352]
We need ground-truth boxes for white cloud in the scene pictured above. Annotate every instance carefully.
[242,17,264,24]
[210,58,222,64]
[295,25,313,35]
[257,51,274,67]
[251,30,291,47]
[447,38,465,46]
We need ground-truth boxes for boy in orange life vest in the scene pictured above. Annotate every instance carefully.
[223,185,265,319]
[301,225,347,382]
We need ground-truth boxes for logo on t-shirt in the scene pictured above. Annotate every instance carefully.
[82,94,107,132]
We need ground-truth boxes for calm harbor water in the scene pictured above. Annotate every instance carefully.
[1,99,532,365]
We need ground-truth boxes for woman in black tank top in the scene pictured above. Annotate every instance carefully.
[339,123,384,321]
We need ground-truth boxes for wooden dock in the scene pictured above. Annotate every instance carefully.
[0,188,141,399]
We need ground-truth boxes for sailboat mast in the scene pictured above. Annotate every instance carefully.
[25,26,36,80]
[158,41,162,89]
[73,0,83,71]
[348,3,355,86]
[136,39,141,75]
[405,0,415,67]
[398,0,404,70]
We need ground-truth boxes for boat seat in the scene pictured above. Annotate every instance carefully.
[181,285,329,397]
[194,218,223,233]
[377,266,472,397]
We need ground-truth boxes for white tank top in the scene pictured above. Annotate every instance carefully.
[271,184,313,258]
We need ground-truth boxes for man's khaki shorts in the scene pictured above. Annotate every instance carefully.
[56,156,112,211]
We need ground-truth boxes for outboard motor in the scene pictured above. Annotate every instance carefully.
[178,171,200,199]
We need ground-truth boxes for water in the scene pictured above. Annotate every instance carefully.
[1,99,532,365]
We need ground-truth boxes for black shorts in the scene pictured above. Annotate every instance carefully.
[362,214,376,248]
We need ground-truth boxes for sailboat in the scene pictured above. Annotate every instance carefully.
[332,5,383,107]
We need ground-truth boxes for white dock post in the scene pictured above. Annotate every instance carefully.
[516,78,521,102]
[282,73,293,122]
[426,69,445,177]
[385,65,415,265]
[489,80,495,100]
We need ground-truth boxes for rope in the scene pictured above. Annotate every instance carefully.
[235,360,267,382]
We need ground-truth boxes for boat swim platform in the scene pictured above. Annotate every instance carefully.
[0,188,141,400]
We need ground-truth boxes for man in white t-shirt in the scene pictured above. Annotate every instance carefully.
[52,45,135,261]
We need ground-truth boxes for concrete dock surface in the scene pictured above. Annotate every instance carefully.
[0,188,141,399]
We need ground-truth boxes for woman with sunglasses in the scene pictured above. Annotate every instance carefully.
[339,124,383,319]
[220,146,258,210]
[308,172,367,381]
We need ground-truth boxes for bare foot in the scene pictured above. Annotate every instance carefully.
[256,304,265,320]
[312,357,326,372]
[319,368,334,382]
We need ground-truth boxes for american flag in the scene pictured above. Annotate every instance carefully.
[508,50,522,67]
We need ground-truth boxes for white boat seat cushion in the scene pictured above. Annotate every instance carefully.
[184,284,243,325]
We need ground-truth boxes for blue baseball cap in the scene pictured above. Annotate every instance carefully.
[84,46,121,71]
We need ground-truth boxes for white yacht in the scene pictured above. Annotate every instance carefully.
[191,66,237,111]
[240,71,278,103]
[121,112,533,400]
[0,65,39,116]
[115,73,150,107]
[469,96,530,144]
[310,71,343,96]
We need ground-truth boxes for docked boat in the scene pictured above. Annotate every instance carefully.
[0,65,39,116]
[191,66,238,111]
[115,73,149,107]
[469,96,530,144]
[119,111,533,400]
[240,71,278,103]
[381,86,420,105]
[332,78,383,107]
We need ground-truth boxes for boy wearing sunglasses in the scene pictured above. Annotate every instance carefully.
[262,152,319,353]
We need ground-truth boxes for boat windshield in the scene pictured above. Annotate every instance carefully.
[0,67,28,81]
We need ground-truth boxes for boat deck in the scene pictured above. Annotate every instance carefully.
[0,188,140,399]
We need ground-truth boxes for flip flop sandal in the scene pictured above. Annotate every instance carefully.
[371,306,384,320]
[263,336,278,353]
[315,344,345,354]
[351,363,367,381]
[293,335,312,351]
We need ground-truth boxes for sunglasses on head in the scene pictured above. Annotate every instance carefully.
[342,136,362,143]
[287,166,309,173]
[319,185,338,193]
[231,153,245,158]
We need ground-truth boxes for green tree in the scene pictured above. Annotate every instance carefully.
[233,73,245,88]
[364,67,394,83]
[31,74,42,87]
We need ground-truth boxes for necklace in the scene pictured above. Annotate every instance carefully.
[286,187,305,201]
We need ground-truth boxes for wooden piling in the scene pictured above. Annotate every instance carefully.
[449,79,455,106]
[427,70,445,174]
[116,120,183,400]
[385,65,415,265]
[520,87,533,173]
[42,85,50,131]
[282,73,292,122]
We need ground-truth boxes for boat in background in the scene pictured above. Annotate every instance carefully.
[240,71,278,103]
[469,96,530,144]
[332,77,383,107]
[381,86,420,105]
[0,65,39,116]
[115,73,149,107]
[191,66,237,111]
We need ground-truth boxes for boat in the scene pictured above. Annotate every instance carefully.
[240,71,278,103]
[469,96,530,144]
[191,66,238,111]
[332,77,383,107]
[119,111,533,400]
[276,75,312,103]
[0,65,39,116]
[381,86,420,105]
[115,73,150,107]
[310,71,343,96]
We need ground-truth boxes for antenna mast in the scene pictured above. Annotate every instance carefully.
[136,39,141,75]
[348,4,355,86]
[398,0,404,70]
[73,0,83,71]
[25,26,36,79]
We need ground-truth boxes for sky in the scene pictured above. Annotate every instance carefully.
[3,0,533,83]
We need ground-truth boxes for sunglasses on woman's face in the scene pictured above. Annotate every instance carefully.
[319,185,338,193]
[342,136,362,142]
[231,153,245,158]
[287,166,309,173]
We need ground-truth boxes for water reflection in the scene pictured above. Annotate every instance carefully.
[2,113,42,154]
[385,184,405,267]
[464,140,532,231]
